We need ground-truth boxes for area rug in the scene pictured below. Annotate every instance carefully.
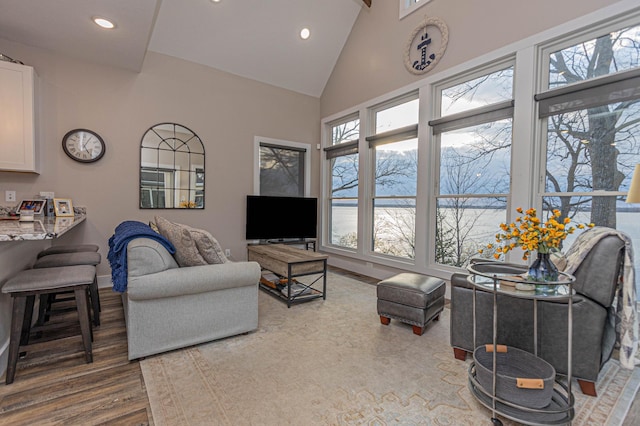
[140,272,640,425]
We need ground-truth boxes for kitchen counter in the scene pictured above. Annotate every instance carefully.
[0,215,86,241]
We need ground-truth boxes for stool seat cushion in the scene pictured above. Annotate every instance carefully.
[34,251,101,268]
[2,265,96,293]
[37,244,99,258]
[377,273,445,309]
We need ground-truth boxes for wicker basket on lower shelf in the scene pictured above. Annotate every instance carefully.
[474,345,556,409]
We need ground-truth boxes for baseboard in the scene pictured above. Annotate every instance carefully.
[97,274,112,289]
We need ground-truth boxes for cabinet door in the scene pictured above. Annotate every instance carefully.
[0,61,38,173]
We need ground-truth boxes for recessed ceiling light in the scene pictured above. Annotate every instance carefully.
[300,28,310,40]
[211,0,221,3]
[93,17,115,29]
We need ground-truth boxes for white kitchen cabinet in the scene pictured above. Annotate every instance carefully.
[0,61,38,173]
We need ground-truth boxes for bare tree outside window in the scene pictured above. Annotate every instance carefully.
[543,25,640,229]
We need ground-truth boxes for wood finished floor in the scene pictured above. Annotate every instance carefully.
[0,289,152,425]
[0,268,638,425]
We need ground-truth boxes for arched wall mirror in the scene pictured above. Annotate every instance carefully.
[140,123,205,209]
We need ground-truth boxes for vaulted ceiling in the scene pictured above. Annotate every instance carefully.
[0,0,365,97]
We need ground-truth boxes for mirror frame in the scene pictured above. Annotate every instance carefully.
[139,122,205,209]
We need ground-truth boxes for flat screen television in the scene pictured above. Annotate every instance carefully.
[246,195,317,241]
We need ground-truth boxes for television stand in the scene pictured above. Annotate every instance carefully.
[251,238,316,251]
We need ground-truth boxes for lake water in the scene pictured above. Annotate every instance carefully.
[330,205,640,297]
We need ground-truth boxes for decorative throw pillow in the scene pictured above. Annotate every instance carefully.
[149,221,159,233]
[184,225,229,264]
[154,216,207,267]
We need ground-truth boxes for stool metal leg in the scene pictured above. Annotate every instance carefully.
[74,287,93,363]
[6,296,27,384]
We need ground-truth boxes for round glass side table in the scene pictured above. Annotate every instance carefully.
[466,261,576,426]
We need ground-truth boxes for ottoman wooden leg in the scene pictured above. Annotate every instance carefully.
[380,316,390,325]
[453,348,468,361]
[412,325,425,336]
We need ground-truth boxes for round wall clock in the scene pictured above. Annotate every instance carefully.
[62,128,106,163]
[404,16,449,75]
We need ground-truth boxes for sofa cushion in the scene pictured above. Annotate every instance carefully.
[155,216,207,267]
[185,225,229,264]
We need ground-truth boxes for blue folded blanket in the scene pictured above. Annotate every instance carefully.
[108,220,175,293]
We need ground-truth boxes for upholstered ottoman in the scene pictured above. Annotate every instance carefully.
[377,273,445,336]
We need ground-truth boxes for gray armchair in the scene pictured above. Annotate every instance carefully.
[449,231,625,397]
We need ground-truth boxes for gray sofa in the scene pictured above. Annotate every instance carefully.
[450,232,625,396]
[123,237,261,360]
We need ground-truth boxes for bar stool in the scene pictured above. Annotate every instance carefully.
[33,251,102,326]
[37,244,99,258]
[2,265,95,384]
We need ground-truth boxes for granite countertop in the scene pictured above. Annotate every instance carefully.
[0,214,86,241]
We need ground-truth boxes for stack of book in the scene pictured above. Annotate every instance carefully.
[280,282,312,297]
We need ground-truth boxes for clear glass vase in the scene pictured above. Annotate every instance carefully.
[528,252,559,294]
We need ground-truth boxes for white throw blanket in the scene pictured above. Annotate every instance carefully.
[563,226,638,369]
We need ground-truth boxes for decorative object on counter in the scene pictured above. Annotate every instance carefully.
[18,210,34,222]
[16,199,45,215]
[0,205,16,216]
[140,123,205,209]
[53,198,74,217]
[44,198,55,216]
[62,128,106,163]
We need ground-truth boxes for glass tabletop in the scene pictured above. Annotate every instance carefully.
[467,262,575,300]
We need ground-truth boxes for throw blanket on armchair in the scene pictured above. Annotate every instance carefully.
[108,220,175,293]
[563,226,638,369]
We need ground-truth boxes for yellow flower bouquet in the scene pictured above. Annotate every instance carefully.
[480,207,593,285]
[482,207,593,261]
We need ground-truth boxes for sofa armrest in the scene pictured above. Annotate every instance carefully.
[127,261,261,300]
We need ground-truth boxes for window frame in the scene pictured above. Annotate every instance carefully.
[367,93,419,260]
[253,136,311,197]
[323,113,362,251]
[430,60,516,269]
[399,0,433,20]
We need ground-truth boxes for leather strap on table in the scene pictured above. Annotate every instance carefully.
[517,378,544,389]
[484,344,507,353]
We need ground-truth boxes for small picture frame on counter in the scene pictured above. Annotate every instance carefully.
[16,199,45,215]
[53,198,74,217]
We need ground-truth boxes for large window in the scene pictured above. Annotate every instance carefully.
[431,65,514,267]
[368,96,419,259]
[320,4,639,286]
[325,116,360,249]
[537,22,640,250]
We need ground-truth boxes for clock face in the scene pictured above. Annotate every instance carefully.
[62,129,106,163]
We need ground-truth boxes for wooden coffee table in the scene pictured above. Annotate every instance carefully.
[247,244,328,308]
